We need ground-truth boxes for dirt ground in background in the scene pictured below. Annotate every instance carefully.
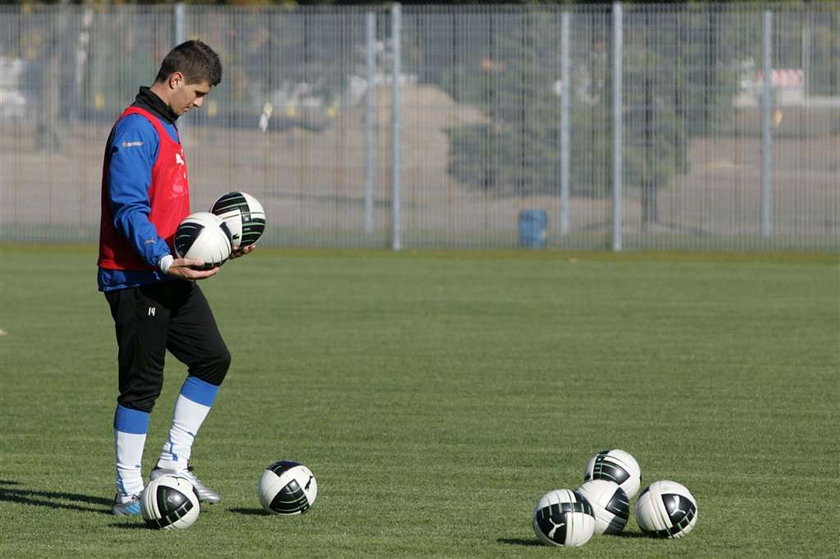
[1,85,838,241]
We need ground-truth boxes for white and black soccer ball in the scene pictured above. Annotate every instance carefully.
[210,191,266,249]
[258,460,317,515]
[576,479,630,535]
[532,489,596,547]
[141,474,200,530]
[174,212,232,270]
[583,449,642,499]
[636,480,698,538]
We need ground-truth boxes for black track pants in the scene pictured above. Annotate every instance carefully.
[105,280,231,412]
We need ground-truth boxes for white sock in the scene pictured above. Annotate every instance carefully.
[156,377,219,471]
[114,405,149,498]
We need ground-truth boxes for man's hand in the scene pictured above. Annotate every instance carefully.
[166,258,219,280]
[230,245,256,259]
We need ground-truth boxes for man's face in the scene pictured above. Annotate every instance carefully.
[169,73,212,116]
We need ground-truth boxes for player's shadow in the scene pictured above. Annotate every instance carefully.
[0,479,112,515]
[498,531,648,546]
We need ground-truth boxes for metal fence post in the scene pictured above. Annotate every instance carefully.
[365,11,376,235]
[559,11,571,236]
[761,10,774,238]
[612,2,624,251]
[174,3,186,46]
[390,3,402,251]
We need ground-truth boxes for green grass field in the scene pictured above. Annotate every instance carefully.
[0,245,837,558]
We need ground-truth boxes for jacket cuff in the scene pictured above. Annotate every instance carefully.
[158,254,174,274]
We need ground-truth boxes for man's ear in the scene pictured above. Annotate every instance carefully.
[168,71,184,89]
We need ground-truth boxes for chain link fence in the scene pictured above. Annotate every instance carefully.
[0,3,837,251]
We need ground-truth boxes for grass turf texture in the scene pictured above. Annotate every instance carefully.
[0,245,837,557]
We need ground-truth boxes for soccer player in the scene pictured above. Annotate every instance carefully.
[98,40,251,516]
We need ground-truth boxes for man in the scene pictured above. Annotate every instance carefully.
[98,40,250,516]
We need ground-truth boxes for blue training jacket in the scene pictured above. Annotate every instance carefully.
[98,97,184,292]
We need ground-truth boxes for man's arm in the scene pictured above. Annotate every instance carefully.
[106,115,217,279]
[107,114,172,268]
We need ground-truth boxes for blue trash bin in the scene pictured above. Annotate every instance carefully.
[519,209,548,249]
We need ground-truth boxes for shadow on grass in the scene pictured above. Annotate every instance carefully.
[229,507,269,516]
[0,479,112,515]
[498,531,648,546]
[613,530,649,539]
[496,537,542,547]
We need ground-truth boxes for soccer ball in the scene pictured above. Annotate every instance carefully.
[636,480,698,538]
[210,191,266,249]
[532,489,596,547]
[576,479,630,535]
[174,212,232,270]
[141,474,200,530]
[583,449,642,499]
[258,460,317,515]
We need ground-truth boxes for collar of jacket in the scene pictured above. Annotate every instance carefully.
[132,86,179,125]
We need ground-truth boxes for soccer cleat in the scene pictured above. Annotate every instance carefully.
[150,464,221,504]
[112,493,142,516]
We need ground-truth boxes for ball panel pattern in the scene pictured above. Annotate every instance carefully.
[269,478,311,514]
[583,449,641,499]
[636,480,698,539]
[140,475,200,530]
[258,460,317,515]
[210,191,266,249]
[533,489,595,547]
[147,485,197,529]
[174,212,232,269]
[576,479,630,535]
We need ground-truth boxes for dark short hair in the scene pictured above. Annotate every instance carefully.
[155,40,222,87]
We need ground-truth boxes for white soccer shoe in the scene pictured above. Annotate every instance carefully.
[149,464,221,504]
[112,492,142,516]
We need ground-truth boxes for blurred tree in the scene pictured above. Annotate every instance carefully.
[442,11,565,197]
[439,4,740,231]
